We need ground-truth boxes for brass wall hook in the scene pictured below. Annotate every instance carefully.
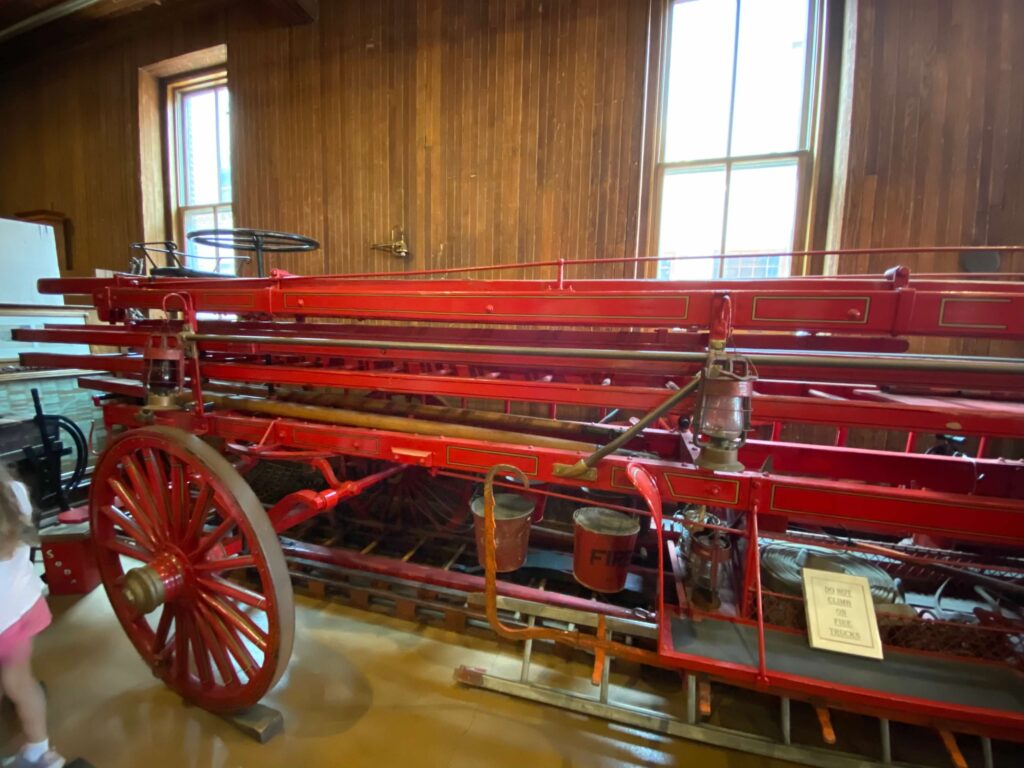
[371,226,410,259]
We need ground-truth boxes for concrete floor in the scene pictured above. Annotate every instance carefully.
[2,588,799,768]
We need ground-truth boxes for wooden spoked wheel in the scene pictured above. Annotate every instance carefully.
[90,427,294,713]
[346,466,474,532]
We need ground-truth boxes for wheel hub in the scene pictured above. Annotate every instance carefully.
[121,551,187,614]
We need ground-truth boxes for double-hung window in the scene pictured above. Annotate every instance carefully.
[655,0,820,280]
[167,71,234,274]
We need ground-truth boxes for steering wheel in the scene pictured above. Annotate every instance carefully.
[187,228,320,277]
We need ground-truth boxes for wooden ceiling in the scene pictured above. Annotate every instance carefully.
[0,0,316,50]
[0,0,315,65]
[0,0,162,35]
[0,1,69,30]
[0,0,177,55]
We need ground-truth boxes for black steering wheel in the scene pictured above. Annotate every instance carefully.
[187,228,320,277]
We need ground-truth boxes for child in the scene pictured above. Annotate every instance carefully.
[0,471,64,768]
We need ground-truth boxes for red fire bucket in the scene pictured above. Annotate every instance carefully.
[471,493,536,572]
[572,506,641,593]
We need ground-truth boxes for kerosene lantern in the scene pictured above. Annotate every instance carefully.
[142,333,185,409]
[693,348,755,472]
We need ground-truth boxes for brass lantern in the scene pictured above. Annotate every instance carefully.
[142,333,185,409]
[693,352,755,472]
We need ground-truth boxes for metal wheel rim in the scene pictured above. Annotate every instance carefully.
[186,228,320,253]
[90,426,294,713]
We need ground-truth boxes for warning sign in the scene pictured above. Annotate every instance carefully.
[801,568,883,660]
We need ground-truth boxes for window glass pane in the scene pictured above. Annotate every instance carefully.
[181,89,220,206]
[216,207,237,275]
[722,160,799,278]
[216,87,232,203]
[216,206,233,231]
[183,207,237,276]
[183,208,220,273]
[730,0,811,156]
[662,0,737,162]
[658,167,726,280]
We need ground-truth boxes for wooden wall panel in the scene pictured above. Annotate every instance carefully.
[0,0,231,276]
[0,0,653,280]
[836,0,1024,358]
[228,7,328,277]
[832,0,1024,456]
[227,0,653,279]
[2,0,1020,291]
[0,0,1019,457]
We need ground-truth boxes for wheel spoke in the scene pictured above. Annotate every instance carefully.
[193,608,235,686]
[167,457,188,541]
[184,612,214,688]
[142,448,170,530]
[197,575,268,611]
[183,483,215,551]
[200,592,268,652]
[103,535,152,562]
[174,609,190,683]
[196,600,257,679]
[191,516,235,560]
[98,503,155,553]
[421,483,456,512]
[122,455,169,541]
[153,605,175,658]
[193,554,257,573]
[108,477,163,547]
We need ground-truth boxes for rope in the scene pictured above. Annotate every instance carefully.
[760,541,900,604]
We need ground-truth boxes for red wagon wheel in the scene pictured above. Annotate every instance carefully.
[90,426,294,713]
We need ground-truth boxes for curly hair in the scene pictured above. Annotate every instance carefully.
[0,464,38,549]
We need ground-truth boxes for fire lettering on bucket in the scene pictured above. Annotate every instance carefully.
[589,549,632,567]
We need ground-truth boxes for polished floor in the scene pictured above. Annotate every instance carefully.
[1,588,797,768]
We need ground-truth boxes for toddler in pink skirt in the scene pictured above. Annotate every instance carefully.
[0,472,64,768]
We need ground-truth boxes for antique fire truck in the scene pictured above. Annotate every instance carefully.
[17,231,1024,766]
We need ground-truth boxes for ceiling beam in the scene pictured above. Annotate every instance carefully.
[0,0,105,44]
[263,0,318,25]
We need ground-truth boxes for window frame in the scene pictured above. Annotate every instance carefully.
[652,0,824,280]
[163,68,232,270]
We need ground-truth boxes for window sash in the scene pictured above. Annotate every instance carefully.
[176,203,233,249]
[177,203,237,274]
[655,149,810,278]
[165,70,231,272]
[172,80,230,208]
[653,0,821,277]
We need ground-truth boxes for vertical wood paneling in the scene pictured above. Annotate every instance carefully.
[228,8,326,276]
[0,0,1019,457]
[0,0,230,276]
[839,0,1024,288]
[222,0,654,280]
[7,0,1020,298]
[1,0,654,280]
[834,0,1024,453]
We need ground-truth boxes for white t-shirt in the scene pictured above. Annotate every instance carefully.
[0,482,44,634]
